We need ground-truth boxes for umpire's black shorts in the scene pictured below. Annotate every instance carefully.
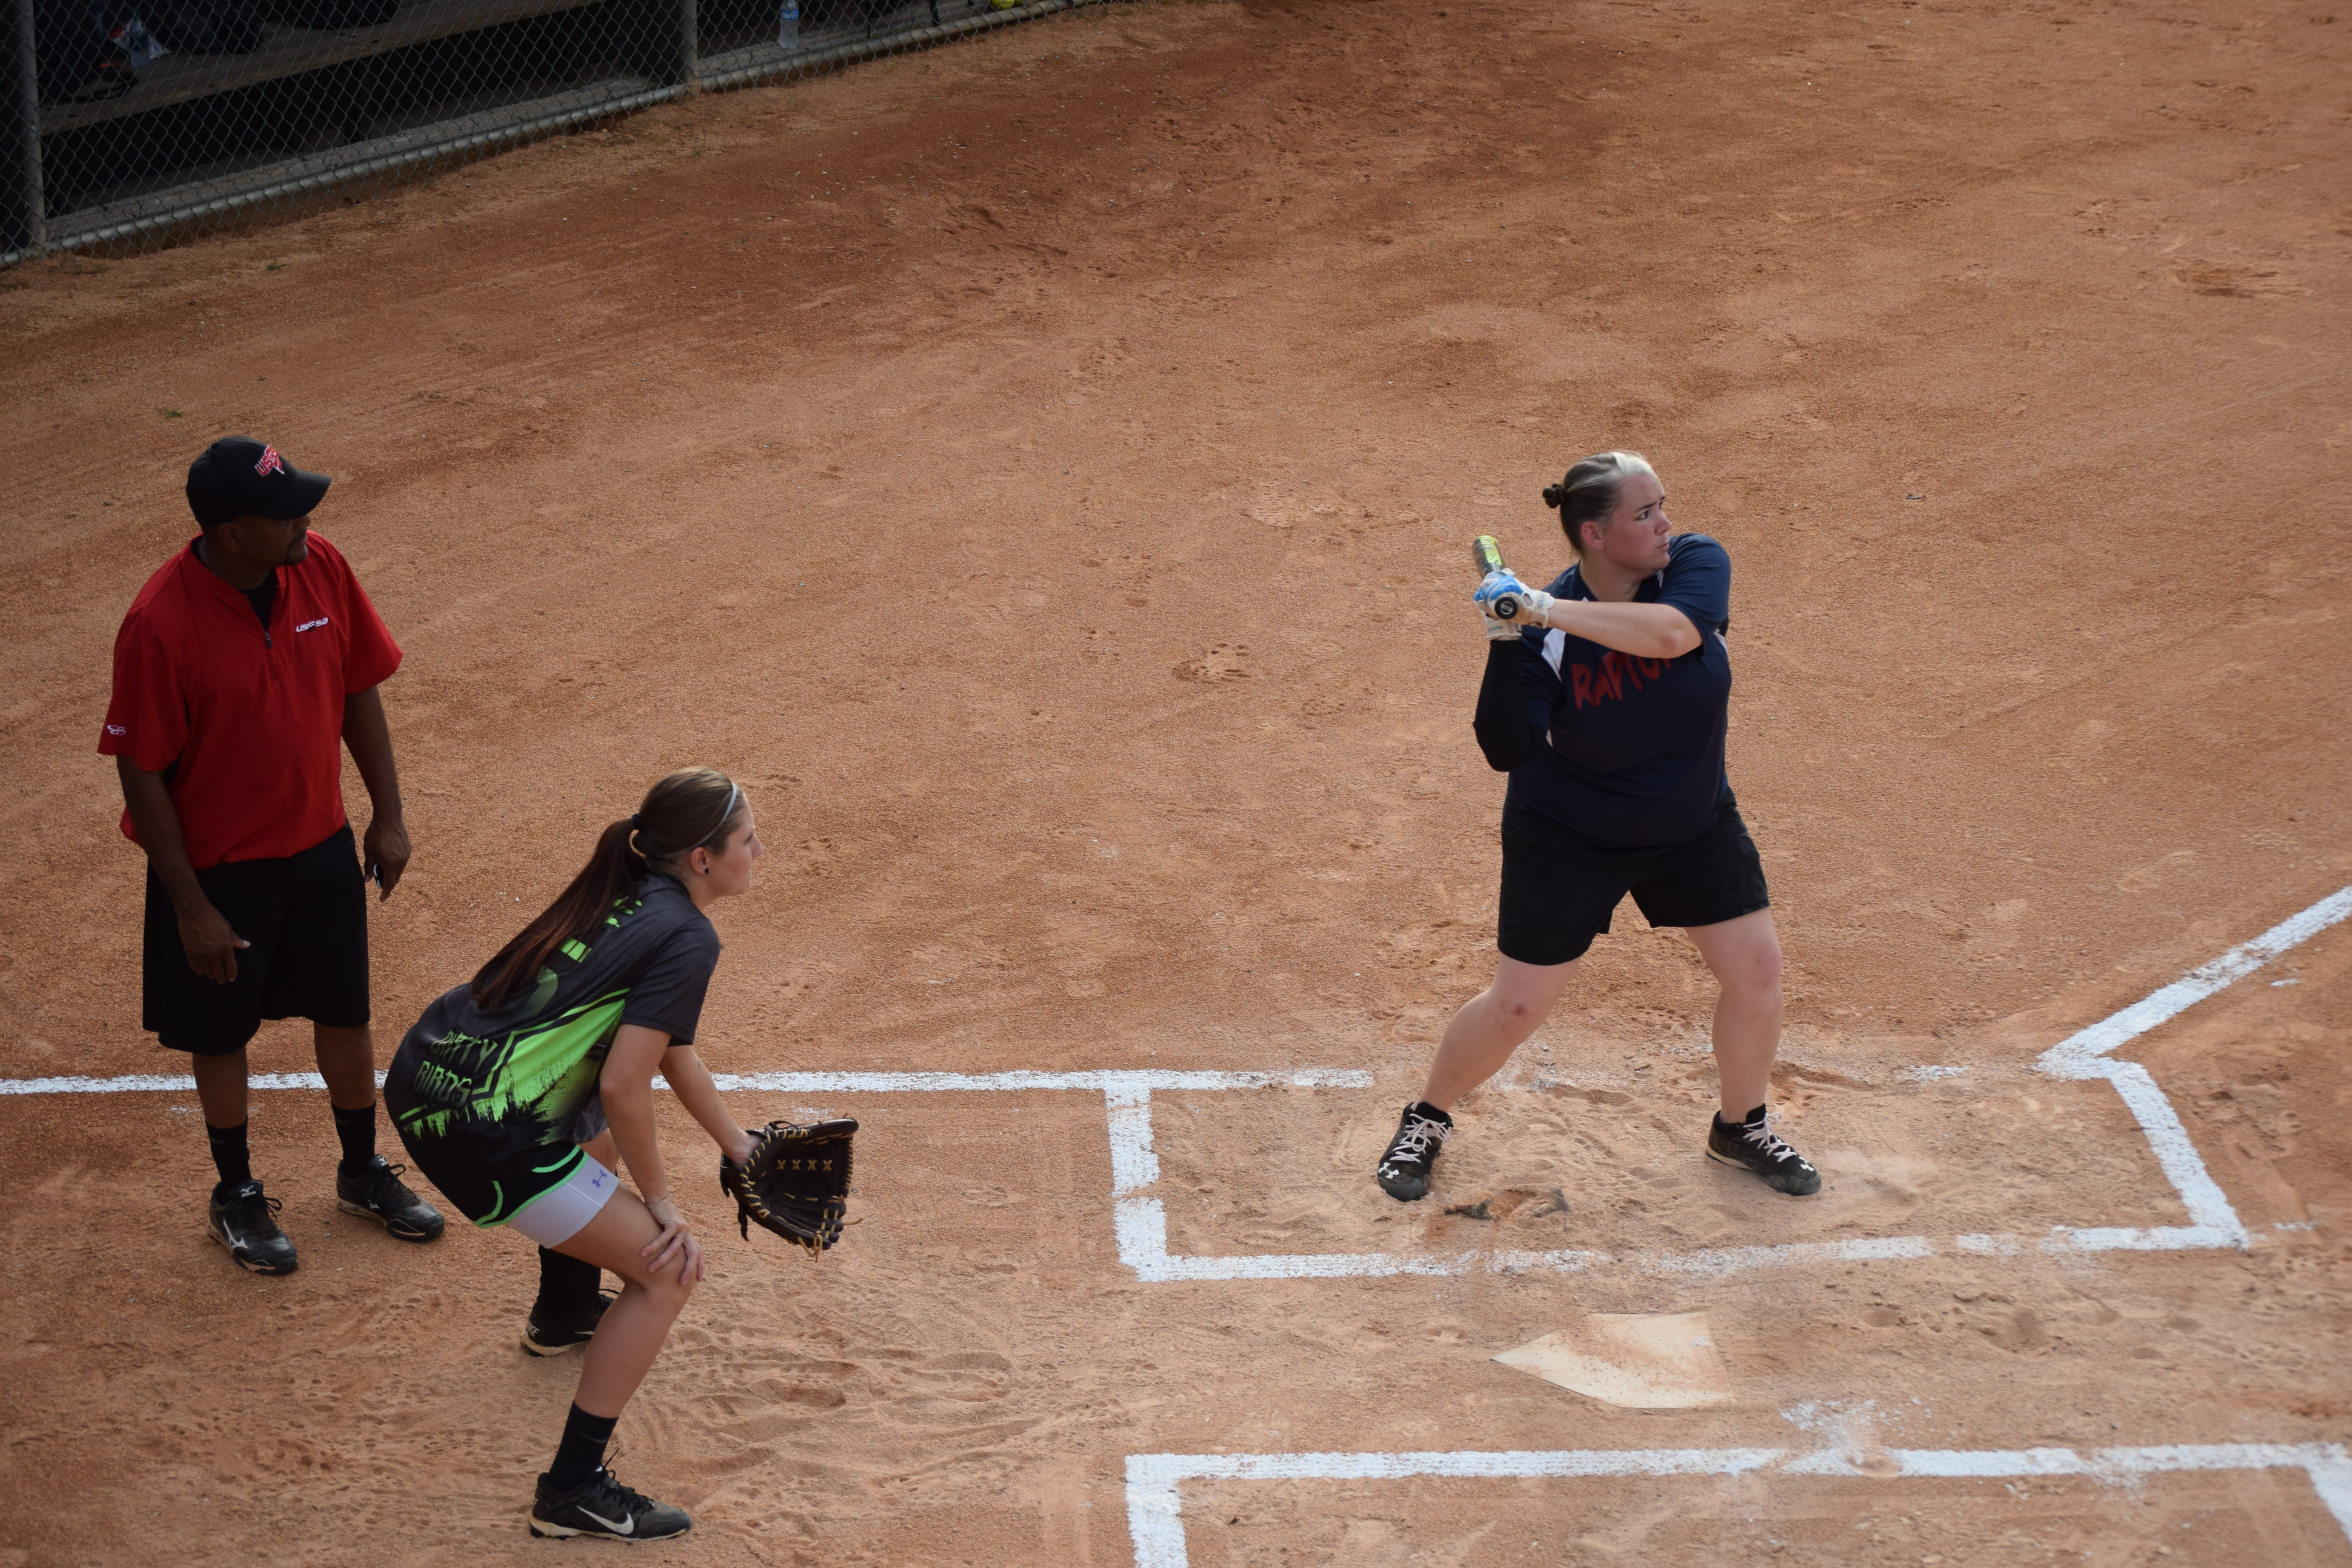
[143,823,370,1055]
[1496,800,1770,968]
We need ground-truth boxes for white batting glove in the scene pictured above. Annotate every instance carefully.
[1474,570,1555,628]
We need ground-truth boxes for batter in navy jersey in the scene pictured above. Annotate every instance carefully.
[1374,452,1823,1204]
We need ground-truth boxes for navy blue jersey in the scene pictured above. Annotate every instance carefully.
[1504,533,1735,848]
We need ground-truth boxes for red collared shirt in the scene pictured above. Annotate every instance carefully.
[98,532,402,869]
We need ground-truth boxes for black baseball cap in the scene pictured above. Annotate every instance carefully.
[185,436,330,530]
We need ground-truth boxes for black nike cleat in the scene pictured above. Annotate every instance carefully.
[335,1154,446,1242]
[1705,1106,1822,1196]
[209,1179,298,1274]
[523,1289,617,1358]
[1374,1101,1454,1202]
[528,1466,692,1543]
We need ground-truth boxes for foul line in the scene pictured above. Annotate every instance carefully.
[3,886,2344,1285]
[1122,1441,2352,1567]
[0,1067,1372,1097]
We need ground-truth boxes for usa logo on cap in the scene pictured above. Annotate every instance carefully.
[254,445,286,478]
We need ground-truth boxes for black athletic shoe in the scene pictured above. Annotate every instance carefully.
[209,1179,298,1274]
[1706,1107,1822,1196]
[523,1289,617,1357]
[335,1154,446,1242]
[528,1466,693,1543]
[1374,1101,1454,1202]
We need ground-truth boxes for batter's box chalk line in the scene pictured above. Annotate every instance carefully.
[1120,1434,2352,1568]
[6,886,2347,1285]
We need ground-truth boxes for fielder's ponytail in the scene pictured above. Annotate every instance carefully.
[470,766,747,1011]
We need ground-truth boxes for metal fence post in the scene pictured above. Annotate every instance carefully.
[2,0,43,256]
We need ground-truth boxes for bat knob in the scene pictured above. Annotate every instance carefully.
[1494,595,1521,620]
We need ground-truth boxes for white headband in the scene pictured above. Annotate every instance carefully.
[697,783,742,852]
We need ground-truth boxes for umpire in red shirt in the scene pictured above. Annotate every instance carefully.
[100,437,444,1274]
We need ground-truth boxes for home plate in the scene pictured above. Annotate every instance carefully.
[1493,1312,1732,1409]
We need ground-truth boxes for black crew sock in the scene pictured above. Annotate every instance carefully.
[207,1120,252,1189]
[332,1102,378,1175]
[548,1403,619,1492]
[535,1246,604,1320]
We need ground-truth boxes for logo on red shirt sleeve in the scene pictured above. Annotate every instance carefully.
[105,723,127,736]
[255,445,286,477]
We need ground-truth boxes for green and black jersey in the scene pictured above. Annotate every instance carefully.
[385,873,721,1227]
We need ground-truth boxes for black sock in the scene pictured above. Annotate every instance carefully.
[1714,1104,1768,1130]
[207,1120,252,1188]
[332,1102,378,1174]
[548,1403,619,1492]
[535,1247,604,1320]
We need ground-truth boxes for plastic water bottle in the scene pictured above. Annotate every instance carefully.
[778,0,800,51]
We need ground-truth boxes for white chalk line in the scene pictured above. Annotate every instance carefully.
[0,1067,1373,1098]
[1122,1441,2352,1568]
[1109,885,2347,1281]
[2036,886,2352,1073]
[4,885,2343,1284]
[2025,884,2352,1252]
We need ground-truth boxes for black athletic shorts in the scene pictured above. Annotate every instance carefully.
[1496,799,1769,967]
[142,823,370,1056]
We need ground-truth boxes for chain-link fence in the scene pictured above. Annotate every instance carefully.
[1,0,1114,264]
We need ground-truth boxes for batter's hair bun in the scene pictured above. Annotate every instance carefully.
[1548,451,1657,557]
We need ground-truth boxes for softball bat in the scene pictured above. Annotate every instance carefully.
[1472,534,1519,621]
